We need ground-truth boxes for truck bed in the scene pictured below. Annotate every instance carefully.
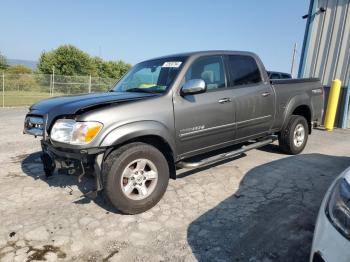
[270,78,324,131]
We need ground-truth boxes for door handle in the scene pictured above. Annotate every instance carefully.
[261,92,271,97]
[218,98,232,104]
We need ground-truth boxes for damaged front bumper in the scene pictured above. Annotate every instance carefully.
[41,140,106,198]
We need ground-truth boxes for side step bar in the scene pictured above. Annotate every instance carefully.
[177,136,277,169]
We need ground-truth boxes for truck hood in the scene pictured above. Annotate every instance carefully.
[28,91,158,127]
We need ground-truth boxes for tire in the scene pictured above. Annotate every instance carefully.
[279,115,309,155]
[101,142,169,214]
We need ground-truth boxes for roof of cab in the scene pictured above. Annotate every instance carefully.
[146,50,259,61]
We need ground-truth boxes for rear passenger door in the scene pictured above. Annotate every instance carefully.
[226,55,274,139]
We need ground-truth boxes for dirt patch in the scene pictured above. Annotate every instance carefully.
[103,241,128,261]
[11,154,31,164]
[6,172,24,178]
[27,244,66,261]
[0,241,66,262]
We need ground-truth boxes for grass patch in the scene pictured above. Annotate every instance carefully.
[2,91,64,107]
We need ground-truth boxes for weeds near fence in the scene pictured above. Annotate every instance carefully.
[0,73,117,107]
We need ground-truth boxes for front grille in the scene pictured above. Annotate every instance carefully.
[24,116,44,136]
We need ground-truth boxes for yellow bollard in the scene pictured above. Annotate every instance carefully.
[324,79,342,131]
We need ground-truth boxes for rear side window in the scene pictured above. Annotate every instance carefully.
[227,55,262,86]
[281,73,292,79]
[185,56,226,90]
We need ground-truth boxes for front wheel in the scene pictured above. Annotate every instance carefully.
[101,142,169,214]
[279,115,309,155]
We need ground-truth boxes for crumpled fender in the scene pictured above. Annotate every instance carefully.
[100,120,176,158]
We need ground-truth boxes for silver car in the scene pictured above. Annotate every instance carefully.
[310,167,350,262]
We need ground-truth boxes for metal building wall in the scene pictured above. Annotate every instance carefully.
[300,0,350,85]
[299,0,350,127]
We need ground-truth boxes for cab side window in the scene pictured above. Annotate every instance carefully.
[185,56,226,90]
[228,55,262,86]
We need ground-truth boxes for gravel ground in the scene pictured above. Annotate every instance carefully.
[0,108,350,262]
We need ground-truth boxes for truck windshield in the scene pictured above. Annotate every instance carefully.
[112,57,186,94]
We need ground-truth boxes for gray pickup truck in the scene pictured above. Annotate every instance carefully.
[24,51,324,214]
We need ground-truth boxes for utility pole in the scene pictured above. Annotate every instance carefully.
[291,43,297,77]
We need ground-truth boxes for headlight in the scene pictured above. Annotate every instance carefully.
[326,170,350,240]
[24,116,44,136]
[50,119,103,145]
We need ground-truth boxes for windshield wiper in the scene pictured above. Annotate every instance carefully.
[125,88,157,94]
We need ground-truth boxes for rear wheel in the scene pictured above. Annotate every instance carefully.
[101,142,169,214]
[279,115,309,155]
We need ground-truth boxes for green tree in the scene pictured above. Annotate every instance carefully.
[91,57,131,79]
[108,60,131,79]
[37,45,132,80]
[90,56,104,77]
[37,45,92,76]
[0,52,8,71]
[6,64,32,74]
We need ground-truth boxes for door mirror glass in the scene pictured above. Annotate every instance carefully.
[181,79,206,95]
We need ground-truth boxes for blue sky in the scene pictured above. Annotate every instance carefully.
[0,0,310,72]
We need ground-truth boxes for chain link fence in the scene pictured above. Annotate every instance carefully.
[0,73,118,107]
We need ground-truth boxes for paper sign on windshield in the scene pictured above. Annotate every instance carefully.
[162,62,182,68]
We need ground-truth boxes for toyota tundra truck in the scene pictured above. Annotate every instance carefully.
[24,51,324,214]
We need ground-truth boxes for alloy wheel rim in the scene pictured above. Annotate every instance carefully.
[120,158,158,200]
[293,123,305,147]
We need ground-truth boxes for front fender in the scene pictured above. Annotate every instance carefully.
[100,121,176,156]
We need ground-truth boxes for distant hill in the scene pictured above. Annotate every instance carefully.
[7,59,37,70]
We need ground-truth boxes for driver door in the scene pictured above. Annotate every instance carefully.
[173,56,236,158]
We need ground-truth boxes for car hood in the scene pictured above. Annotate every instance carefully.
[28,91,158,127]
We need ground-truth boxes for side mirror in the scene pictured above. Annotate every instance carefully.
[181,79,206,96]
